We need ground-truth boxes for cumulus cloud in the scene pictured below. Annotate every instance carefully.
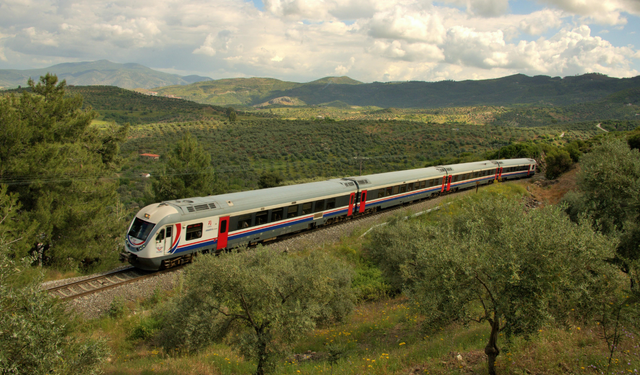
[0,0,637,83]
[366,6,446,44]
[538,0,639,25]
[443,0,510,17]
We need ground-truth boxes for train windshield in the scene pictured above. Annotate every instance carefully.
[128,218,155,241]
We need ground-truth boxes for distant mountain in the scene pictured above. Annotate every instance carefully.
[155,73,640,109]
[0,60,212,89]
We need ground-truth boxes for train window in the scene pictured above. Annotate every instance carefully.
[271,208,283,222]
[128,218,155,241]
[326,198,336,210]
[302,202,312,215]
[166,226,172,238]
[313,200,325,213]
[399,185,406,193]
[186,223,202,241]
[287,205,298,218]
[236,214,252,230]
[452,175,459,182]
[256,211,268,225]
[392,186,399,195]
[220,220,227,233]
[156,229,165,242]
[386,187,393,196]
[406,183,412,191]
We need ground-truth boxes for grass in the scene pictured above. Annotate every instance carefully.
[93,292,640,374]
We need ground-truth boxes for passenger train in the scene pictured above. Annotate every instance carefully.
[120,158,537,270]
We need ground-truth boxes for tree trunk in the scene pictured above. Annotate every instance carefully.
[254,328,268,375]
[485,317,500,375]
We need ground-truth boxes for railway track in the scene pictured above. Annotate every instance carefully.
[45,266,182,300]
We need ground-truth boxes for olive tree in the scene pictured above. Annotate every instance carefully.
[160,248,354,375]
[563,138,640,288]
[375,196,619,375]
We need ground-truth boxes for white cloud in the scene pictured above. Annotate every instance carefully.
[537,0,639,25]
[443,0,510,17]
[366,6,446,44]
[0,0,637,83]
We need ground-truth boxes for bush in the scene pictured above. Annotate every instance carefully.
[352,263,390,302]
[545,148,573,179]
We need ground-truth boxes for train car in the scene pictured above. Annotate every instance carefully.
[121,158,536,270]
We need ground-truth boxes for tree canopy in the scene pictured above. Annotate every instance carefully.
[151,132,220,202]
[0,188,109,374]
[563,137,640,288]
[368,195,620,375]
[0,74,129,269]
[160,248,354,375]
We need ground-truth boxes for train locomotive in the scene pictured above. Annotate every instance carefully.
[120,158,537,271]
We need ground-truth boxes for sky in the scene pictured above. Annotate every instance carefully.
[0,0,639,83]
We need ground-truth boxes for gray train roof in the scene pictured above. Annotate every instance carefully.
[162,178,357,217]
[159,158,536,218]
[352,158,535,188]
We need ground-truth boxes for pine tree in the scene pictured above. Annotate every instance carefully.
[0,74,129,269]
[152,132,219,201]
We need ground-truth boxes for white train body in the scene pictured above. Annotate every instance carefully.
[121,158,537,270]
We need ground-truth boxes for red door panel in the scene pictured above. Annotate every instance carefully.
[216,216,229,250]
[441,176,446,192]
[446,175,452,191]
[495,167,499,180]
[359,190,368,213]
[498,167,503,179]
[347,192,355,216]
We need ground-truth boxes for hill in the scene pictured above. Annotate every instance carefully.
[155,73,640,109]
[67,86,228,124]
[0,60,212,89]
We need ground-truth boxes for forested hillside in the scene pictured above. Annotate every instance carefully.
[155,72,640,108]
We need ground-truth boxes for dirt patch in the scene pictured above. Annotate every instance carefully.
[527,166,579,206]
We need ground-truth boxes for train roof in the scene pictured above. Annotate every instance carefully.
[355,158,535,187]
[154,158,536,218]
[160,178,357,217]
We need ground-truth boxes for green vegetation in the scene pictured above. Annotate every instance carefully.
[0,193,109,374]
[562,138,640,288]
[371,195,619,374]
[151,132,222,202]
[0,74,129,271]
[155,72,640,109]
[2,74,640,374]
[160,248,354,375]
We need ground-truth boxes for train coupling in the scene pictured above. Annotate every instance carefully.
[119,252,136,263]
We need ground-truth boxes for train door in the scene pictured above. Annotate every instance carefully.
[164,225,174,256]
[217,216,230,250]
[498,167,503,180]
[446,175,452,192]
[494,168,500,180]
[358,190,368,213]
[347,192,356,216]
[441,175,447,193]
[154,227,172,256]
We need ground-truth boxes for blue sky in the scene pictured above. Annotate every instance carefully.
[0,0,638,83]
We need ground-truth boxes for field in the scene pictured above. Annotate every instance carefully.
[116,118,601,209]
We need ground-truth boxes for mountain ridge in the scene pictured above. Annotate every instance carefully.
[0,60,212,89]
